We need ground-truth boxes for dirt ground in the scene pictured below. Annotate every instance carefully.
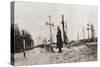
[14,43,97,66]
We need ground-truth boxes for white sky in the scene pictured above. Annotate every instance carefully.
[15,1,97,45]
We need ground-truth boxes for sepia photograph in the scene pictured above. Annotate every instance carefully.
[11,1,98,66]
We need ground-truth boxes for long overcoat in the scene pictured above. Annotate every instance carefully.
[56,27,63,48]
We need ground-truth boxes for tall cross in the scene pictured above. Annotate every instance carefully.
[21,30,26,58]
[83,27,85,41]
[46,16,54,52]
[61,14,66,44]
[90,24,95,41]
[87,23,91,42]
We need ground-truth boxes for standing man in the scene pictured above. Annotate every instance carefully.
[56,27,63,53]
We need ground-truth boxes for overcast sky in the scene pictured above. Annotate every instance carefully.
[15,1,97,45]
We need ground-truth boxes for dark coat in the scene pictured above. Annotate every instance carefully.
[56,27,63,48]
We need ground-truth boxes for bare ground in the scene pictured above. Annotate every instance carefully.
[14,43,97,66]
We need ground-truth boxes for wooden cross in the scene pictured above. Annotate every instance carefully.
[45,16,54,52]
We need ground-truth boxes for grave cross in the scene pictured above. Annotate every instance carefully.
[21,30,26,58]
[45,16,54,52]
